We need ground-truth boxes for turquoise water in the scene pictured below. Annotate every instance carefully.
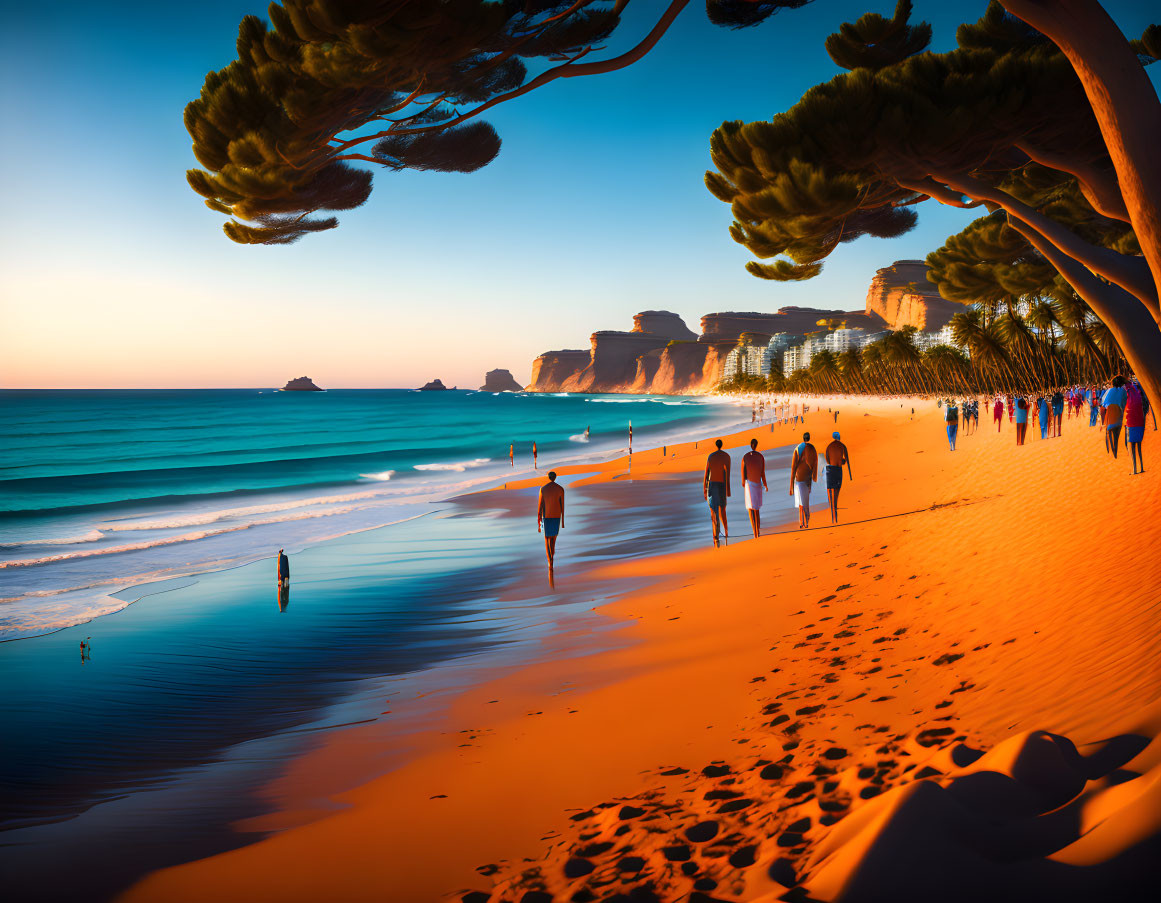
[0,389,744,638]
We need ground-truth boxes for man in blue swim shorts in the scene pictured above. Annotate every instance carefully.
[537,471,566,569]
[823,431,853,525]
[702,438,732,544]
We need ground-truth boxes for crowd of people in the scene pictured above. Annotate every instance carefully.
[520,375,1151,571]
[939,375,1152,473]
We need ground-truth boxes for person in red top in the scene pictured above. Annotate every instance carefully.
[741,438,768,538]
[993,396,1004,432]
[1125,378,1147,474]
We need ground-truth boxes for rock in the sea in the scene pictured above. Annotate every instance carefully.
[280,376,323,392]
[479,369,523,392]
[418,378,449,391]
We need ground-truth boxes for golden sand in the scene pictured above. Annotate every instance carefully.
[121,397,1161,903]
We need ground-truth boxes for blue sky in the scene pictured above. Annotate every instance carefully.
[1,0,1155,388]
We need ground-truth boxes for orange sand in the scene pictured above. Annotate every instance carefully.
[121,397,1161,902]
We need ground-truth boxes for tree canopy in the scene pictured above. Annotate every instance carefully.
[186,0,803,244]
[705,0,1161,402]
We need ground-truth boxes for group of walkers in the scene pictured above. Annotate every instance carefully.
[702,431,852,543]
[939,375,1151,474]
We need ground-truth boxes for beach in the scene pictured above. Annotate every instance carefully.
[104,395,1161,903]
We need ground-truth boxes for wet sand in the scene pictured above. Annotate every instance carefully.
[120,397,1161,902]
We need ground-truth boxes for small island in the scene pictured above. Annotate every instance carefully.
[479,369,523,392]
[417,378,448,391]
[280,376,323,392]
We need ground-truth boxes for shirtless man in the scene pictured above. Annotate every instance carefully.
[824,431,852,525]
[537,471,565,569]
[789,432,818,529]
[702,439,731,543]
[741,438,768,538]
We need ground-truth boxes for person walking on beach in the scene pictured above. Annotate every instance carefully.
[1037,393,1050,441]
[703,439,731,543]
[532,441,538,469]
[628,422,633,455]
[944,398,959,451]
[742,438,767,538]
[509,443,514,466]
[824,431,852,525]
[537,471,565,569]
[1051,388,1065,437]
[1125,378,1147,474]
[1088,384,1101,427]
[789,432,818,529]
[277,549,290,587]
[993,395,1004,431]
[1103,376,1128,458]
[1014,394,1028,446]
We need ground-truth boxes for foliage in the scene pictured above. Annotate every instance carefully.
[188,0,805,243]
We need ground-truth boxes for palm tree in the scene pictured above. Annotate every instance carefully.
[809,349,842,394]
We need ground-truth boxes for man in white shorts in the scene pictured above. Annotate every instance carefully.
[742,437,768,538]
[789,432,818,529]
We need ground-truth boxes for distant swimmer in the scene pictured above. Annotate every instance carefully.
[703,438,731,544]
[277,548,290,587]
[824,431,852,525]
[537,471,565,569]
[79,638,91,664]
[742,438,768,538]
[789,432,818,529]
[584,425,590,441]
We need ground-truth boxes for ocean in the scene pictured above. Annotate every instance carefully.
[0,389,745,640]
[0,388,786,901]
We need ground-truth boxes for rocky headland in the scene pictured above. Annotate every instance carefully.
[526,261,956,394]
[280,376,323,391]
[864,259,959,331]
[418,379,449,391]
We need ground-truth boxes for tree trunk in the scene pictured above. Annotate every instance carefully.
[1001,0,1161,309]
[1011,217,1161,410]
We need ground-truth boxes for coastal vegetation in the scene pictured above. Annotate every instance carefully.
[717,305,1127,397]
[706,0,1161,404]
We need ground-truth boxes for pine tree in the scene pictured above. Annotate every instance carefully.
[705,1,1161,404]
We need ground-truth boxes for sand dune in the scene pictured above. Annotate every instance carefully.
[120,397,1160,903]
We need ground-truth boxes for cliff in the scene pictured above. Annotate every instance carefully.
[280,376,323,391]
[528,350,590,392]
[632,310,698,340]
[561,330,673,393]
[865,260,960,331]
[418,379,448,391]
[700,307,882,342]
[480,369,523,392]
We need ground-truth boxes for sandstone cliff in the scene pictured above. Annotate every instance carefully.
[700,307,882,341]
[480,369,523,392]
[632,310,698,340]
[528,350,590,391]
[560,330,673,393]
[864,260,960,331]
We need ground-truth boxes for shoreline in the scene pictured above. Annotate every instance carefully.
[0,392,752,642]
[117,394,1161,902]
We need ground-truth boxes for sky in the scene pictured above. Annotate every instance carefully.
[1,0,1155,389]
